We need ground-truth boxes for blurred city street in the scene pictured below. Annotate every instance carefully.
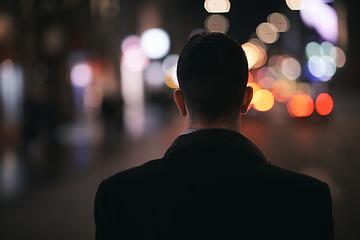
[0,0,359,239]
[0,88,359,240]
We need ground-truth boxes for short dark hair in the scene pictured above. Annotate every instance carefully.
[177,32,249,124]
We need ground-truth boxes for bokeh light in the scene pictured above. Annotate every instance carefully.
[300,0,338,43]
[256,23,279,44]
[140,28,170,59]
[144,61,165,88]
[272,80,292,102]
[330,46,346,68]
[322,56,336,78]
[121,45,150,72]
[252,45,267,69]
[315,93,333,116]
[121,35,141,53]
[162,54,179,73]
[257,66,278,81]
[307,56,336,82]
[267,13,290,32]
[248,38,268,52]
[306,42,322,59]
[70,63,93,87]
[0,59,14,79]
[286,0,304,10]
[242,43,258,69]
[321,41,334,56]
[281,57,301,80]
[308,56,326,78]
[253,89,274,112]
[257,66,277,90]
[258,77,276,90]
[0,63,23,124]
[305,41,341,82]
[247,82,261,105]
[288,94,314,117]
[83,86,103,108]
[204,0,230,13]
[164,67,179,89]
[268,54,282,69]
[242,42,268,70]
[204,14,229,33]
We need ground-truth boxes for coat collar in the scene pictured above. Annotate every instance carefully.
[164,128,269,164]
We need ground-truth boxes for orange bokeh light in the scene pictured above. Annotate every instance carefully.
[315,93,333,116]
[253,89,274,112]
[252,45,267,69]
[288,94,314,117]
[242,43,258,69]
[247,82,261,104]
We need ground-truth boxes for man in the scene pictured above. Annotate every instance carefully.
[94,32,334,239]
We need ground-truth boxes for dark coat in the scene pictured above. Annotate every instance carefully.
[95,129,334,239]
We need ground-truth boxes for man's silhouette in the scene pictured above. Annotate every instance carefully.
[94,32,334,239]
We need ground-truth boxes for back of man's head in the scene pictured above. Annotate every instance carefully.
[177,32,249,125]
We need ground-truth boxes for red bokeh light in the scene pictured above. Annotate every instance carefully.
[315,93,333,116]
[288,94,314,117]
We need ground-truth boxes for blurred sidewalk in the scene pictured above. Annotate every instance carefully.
[0,115,186,240]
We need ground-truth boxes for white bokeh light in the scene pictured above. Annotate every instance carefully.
[330,46,346,68]
[281,57,301,80]
[286,0,304,10]
[162,54,179,73]
[204,14,229,33]
[308,56,326,78]
[306,42,322,59]
[322,56,337,78]
[140,28,170,60]
[267,13,290,32]
[300,0,338,43]
[256,23,279,44]
[121,45,150,72]
[70,63,93,87]
[0,59,14,79]
[204,0,231,13]
[121,35,141,53]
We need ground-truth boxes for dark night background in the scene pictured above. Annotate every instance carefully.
[0,0,359,239]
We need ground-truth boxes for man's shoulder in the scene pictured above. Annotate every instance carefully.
[102,157,170,187]
[102,156,327,190]
[257,163,329,192]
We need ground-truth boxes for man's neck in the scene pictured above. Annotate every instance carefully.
[186,117,241,133]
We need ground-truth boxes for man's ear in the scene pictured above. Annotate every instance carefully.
[174,89,187,117]
[241,86,253,115]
